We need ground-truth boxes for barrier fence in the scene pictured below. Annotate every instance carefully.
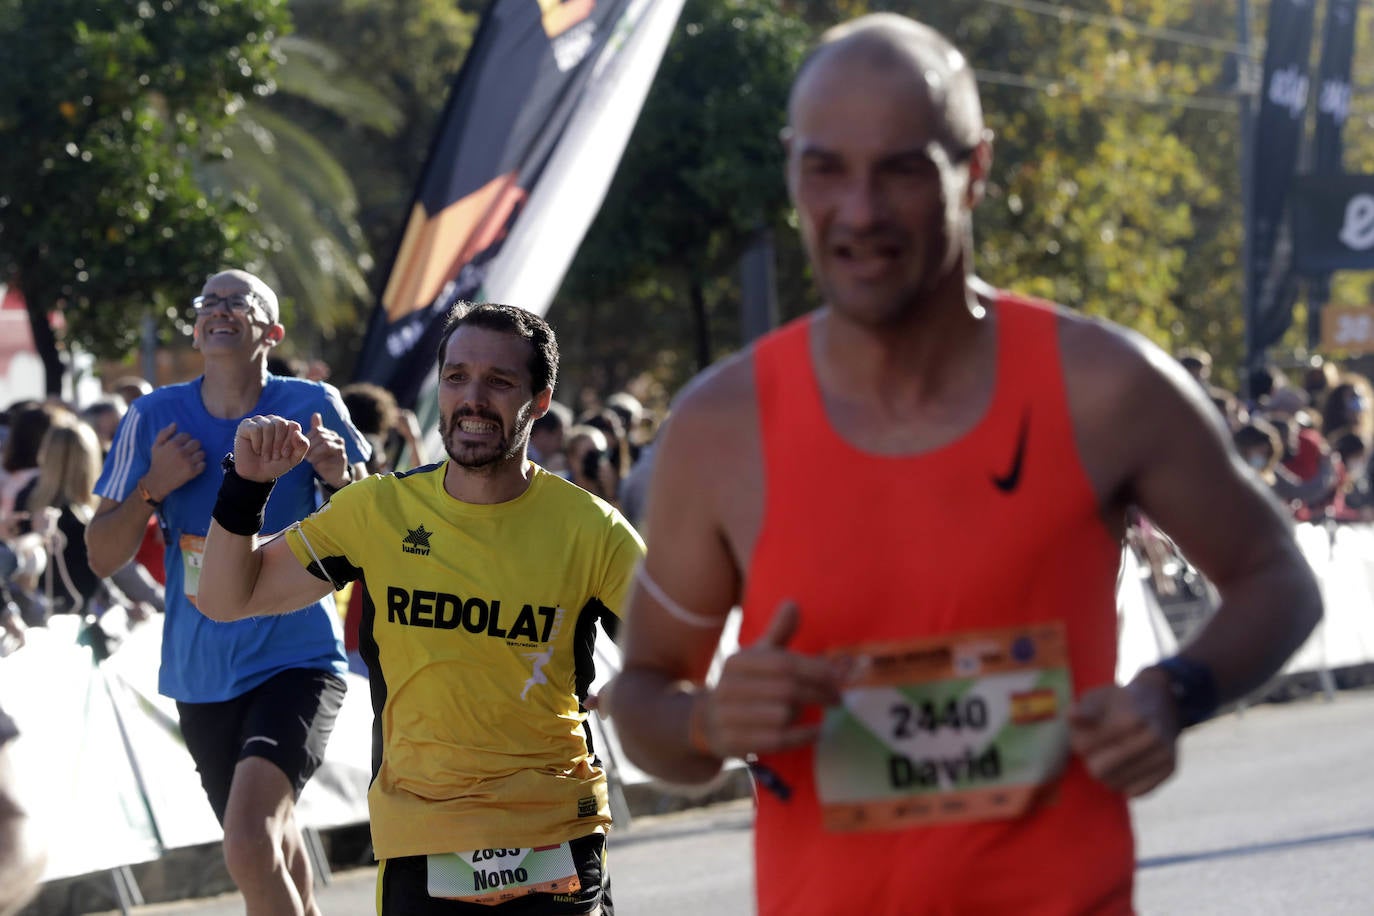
[5,521,1373,900]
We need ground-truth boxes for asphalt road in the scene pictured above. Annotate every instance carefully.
[109,688,1374,915]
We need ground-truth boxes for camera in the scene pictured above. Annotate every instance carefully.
[581,448,607,481]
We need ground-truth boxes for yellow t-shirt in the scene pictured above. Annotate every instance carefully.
[284,462,644,858]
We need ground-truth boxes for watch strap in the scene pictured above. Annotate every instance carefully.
[319,462,354,494]
[137,480,162,509]
[1150,655,1220,729]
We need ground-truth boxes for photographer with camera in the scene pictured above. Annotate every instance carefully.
[566,424,619,506]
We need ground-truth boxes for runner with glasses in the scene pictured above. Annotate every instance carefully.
[192,291,268,316]
[86,268,370,916]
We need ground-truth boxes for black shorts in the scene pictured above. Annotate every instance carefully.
[379,833,611,916]
[177,667,346,823]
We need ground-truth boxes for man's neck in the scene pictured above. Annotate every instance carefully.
[818,275,993,410]
[200,357,269,420]
[443,454,538,506]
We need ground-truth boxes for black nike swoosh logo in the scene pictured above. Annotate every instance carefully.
[991,410,1030,493]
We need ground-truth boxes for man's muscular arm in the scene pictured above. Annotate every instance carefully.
[610,376,743,785]
[1066,320,1321,796]
[611,359,843,784]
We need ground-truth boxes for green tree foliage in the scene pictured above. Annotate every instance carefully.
[555,0,1262,403]
[958,1,1227,332]
[0,0,289,393]
[247,0,477,372]
[557,0,813,399]
[198,32,404,352]
[280,0,478,274]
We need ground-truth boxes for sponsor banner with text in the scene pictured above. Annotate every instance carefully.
[1319,305,1374,353]
[1306,0,1359,307]
[1247,0,1318,353]
[1293,175,1374,275]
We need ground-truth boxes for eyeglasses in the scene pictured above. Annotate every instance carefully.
[192,293,263,316]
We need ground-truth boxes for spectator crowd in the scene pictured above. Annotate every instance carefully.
[1181,349,1374,523]
[0,372,662,657]
[0,380,167,651]
[11,341,1372,663]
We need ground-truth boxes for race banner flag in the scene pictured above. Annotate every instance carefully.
[1312,0,1357,173]
[354,0,686,410]
[1305,0,1358,308]
[1247,0,1317,355]
[1293,174,1374,274]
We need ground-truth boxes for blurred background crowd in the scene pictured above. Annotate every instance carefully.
[0,371,662,656]
[10,337,1374,658]
[1187,350,1374,524]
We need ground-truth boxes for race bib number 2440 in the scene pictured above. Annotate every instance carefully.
[815,623,1072,832]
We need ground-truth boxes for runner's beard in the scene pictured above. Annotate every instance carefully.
[441,404,534,471]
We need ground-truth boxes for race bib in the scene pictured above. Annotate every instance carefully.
[815,623,1071,832]
[427,843,580,905]
[180,534,205,608]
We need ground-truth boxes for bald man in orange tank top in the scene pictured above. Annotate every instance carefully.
[608,13,1322,916]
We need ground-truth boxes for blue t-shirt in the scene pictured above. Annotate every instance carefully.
[95,375,370,702]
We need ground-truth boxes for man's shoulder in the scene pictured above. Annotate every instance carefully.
[265,374,332,404]
[1047,304,1159,388]
[996,288,1120,344]
[115,380,199,432]
[533,469,642,537]
[668,342,762,428]
[136,379,200,408]
[1049,302,1223,475]
[646,330,782,498]
[534,466,618,513]
[304,463,439,531]
[262,377,359,429]
[351,461,445,499]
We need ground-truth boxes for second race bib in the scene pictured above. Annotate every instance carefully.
[179,534,206,608]
[426,842,580,905]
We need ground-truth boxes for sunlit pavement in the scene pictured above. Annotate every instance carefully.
[100,688,1374,916]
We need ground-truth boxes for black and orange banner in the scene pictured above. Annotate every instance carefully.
[354,0,684,410]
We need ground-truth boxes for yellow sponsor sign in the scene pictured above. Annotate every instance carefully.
[1321,306,1374,353]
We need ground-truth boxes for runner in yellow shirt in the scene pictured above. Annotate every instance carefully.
[197,303,644,915]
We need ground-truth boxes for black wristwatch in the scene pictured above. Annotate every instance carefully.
[320,463,354,494]
[1149,655,1220,729]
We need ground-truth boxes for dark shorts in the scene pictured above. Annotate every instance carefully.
[379,833,611,916]
[177,667,346,824]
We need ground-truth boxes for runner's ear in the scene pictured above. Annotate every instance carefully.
[967,138,993,208]
[533,388,553,418]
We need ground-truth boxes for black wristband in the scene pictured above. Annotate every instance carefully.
[1150,655,1220,729]
[212,454,277,536]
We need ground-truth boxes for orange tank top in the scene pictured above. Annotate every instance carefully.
[742,294,1134,915]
